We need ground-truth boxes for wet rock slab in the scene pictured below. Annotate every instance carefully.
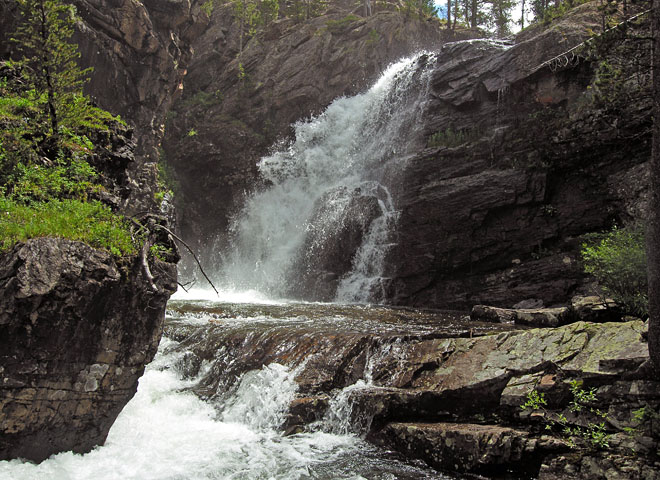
[373,422,565,475]
[166,301,659,478]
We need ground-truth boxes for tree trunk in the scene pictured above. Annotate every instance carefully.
[447,0,452,28]
[470,0,478,28]
[648,0,660,377]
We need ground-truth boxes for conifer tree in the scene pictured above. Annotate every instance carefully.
[12,0,92,135]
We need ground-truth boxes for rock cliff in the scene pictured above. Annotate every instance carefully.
[159,1,649,309]
[0,0,186,461]
[161,2,475,250]
[385,2,651,308]
[0,238,177,462]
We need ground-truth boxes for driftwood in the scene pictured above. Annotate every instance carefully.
[153,224,220,297]
[129,216,219,297]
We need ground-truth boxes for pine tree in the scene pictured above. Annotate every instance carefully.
[11,0,93,135]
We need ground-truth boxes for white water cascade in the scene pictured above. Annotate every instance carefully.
[221,52,437,303]
[0,332,450,480]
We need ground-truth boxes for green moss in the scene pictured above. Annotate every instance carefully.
[0,196,136,256]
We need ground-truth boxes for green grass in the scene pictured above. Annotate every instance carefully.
[0,196,136,256]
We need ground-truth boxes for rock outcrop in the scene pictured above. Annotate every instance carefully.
[0,0,203,215]
[0,1,187,461]
[385,2,651,308]
[0,238,177,462]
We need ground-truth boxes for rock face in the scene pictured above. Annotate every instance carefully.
[385,3,651,308]
[288,187,384,300]
[161,2,475,248]
[0,238,177,462]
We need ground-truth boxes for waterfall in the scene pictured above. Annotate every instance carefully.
[221,52,437,303]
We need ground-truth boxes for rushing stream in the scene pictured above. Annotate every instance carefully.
[0,290,468,480]
[0,50,506,479]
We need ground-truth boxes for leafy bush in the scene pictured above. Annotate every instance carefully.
[521,379,610,450]
[581,225,648,317]
[0,196,136,256]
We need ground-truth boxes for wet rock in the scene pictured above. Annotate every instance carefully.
[283,395,330,435]
[288,186,383,301]
[540,453,660,480]
[470,305,569,327]
[0,238,176,462]
[162,4,477,246]
[373,422,564,475]
[165,309,660,478]
[388,2,651,309]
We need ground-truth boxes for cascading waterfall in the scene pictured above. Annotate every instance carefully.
[221,52,437,303]
[0,332,451,480]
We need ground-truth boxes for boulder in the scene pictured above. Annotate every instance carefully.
[470,304,569,327]
[373,422,566,475]
[571,295,624,323]
[0,238,176,462]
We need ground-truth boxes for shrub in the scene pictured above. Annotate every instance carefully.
[581,225,648,317]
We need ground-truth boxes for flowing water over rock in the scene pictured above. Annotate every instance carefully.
[0,291,477,480]
[219,53,437,303]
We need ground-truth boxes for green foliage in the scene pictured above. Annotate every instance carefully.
[400,0,437,19]
[521,379,611,450]
[8,158,98,204]
[521,389,547,410]
[201,0,215,17]
[531,0,590,25]
[0,0,134,257]
[367,29,380,45]
[581,225,648,317]
[325,15,360,33]
[0,196,135,255]
[283,0,327,22]
[187,128,198,137]
[427,127,481,148]
[11,0,120,135]
[149,243,173,261]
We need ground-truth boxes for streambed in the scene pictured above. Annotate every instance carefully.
[0,290,519,480]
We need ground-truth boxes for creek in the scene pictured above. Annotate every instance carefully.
[0,289,476,480]
[0,50,499,479]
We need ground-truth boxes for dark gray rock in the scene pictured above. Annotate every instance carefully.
[0,238,176,462]
[470,304,569,327]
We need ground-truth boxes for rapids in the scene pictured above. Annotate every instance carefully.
[0,291,463,480]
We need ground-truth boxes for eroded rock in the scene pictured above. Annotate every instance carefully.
[0,238,176,462]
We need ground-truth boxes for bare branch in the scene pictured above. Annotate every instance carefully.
[154,224,220,297]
